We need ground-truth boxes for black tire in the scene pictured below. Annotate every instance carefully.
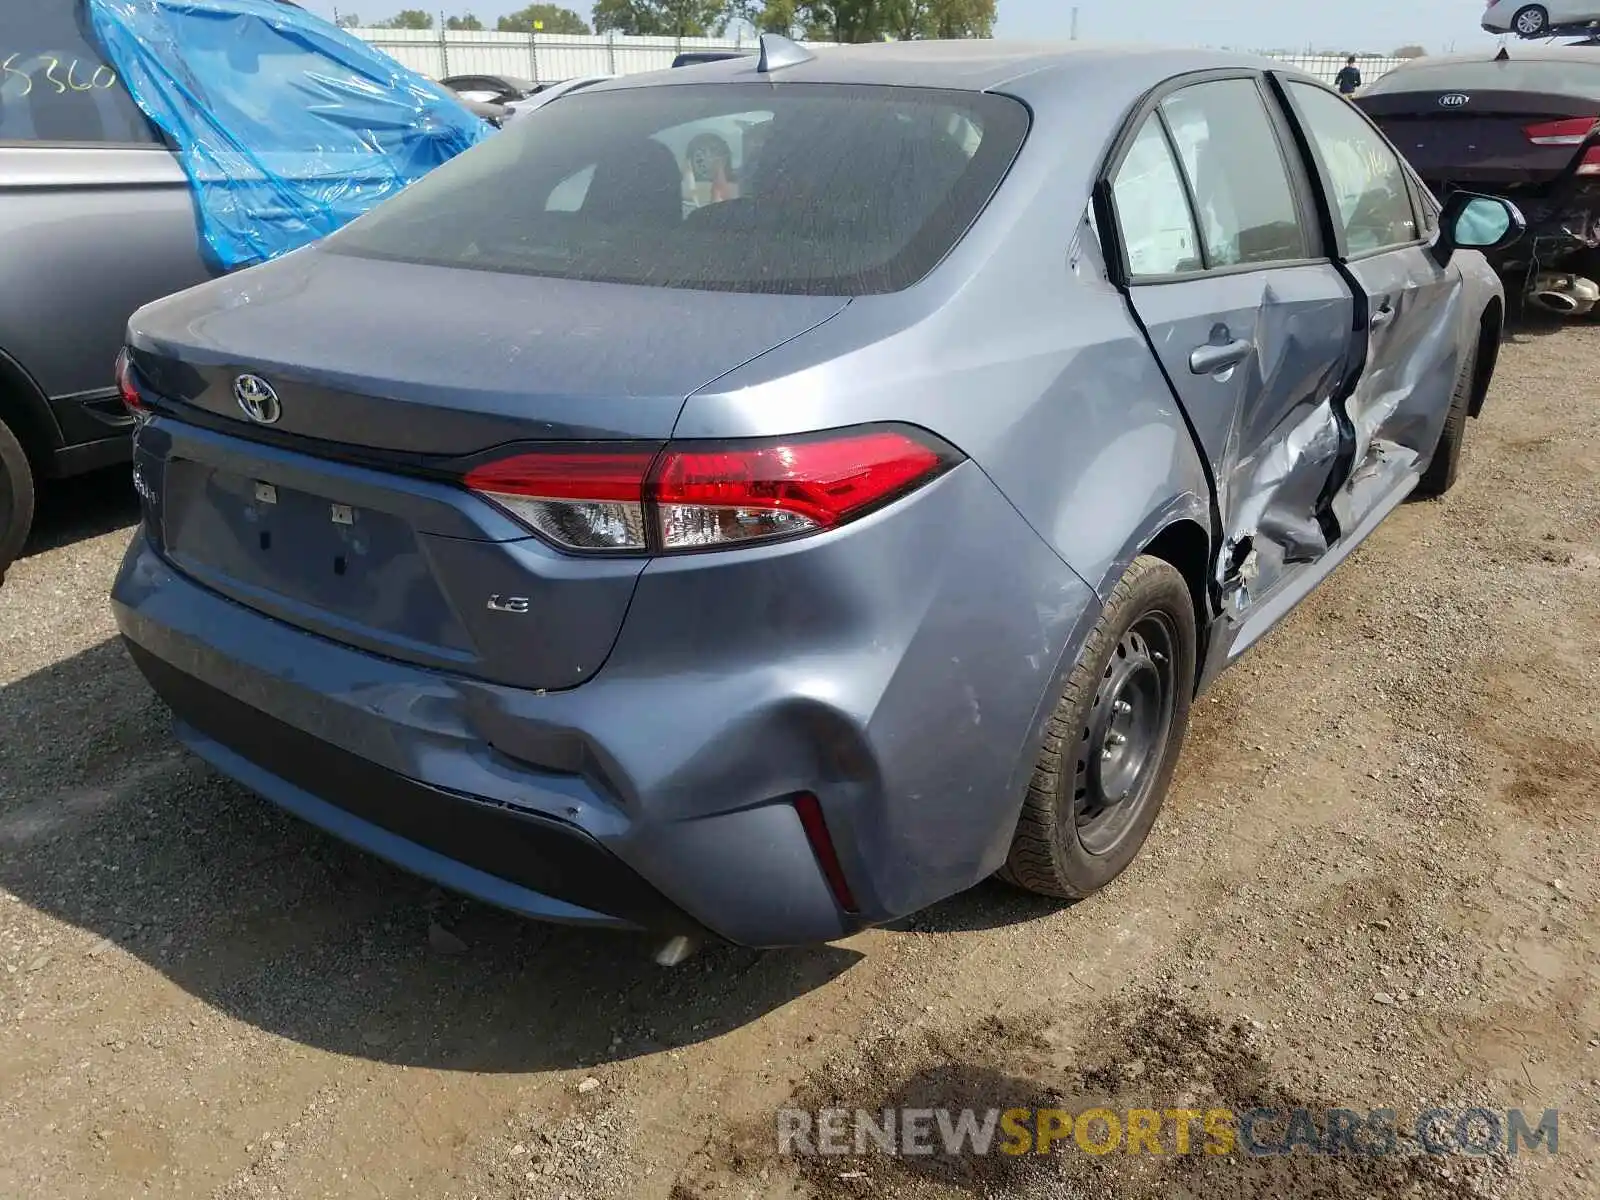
[1513,4,1549,35]
[1414,329,1478,499]
[999,555,1197,900]
[0,416,35,584]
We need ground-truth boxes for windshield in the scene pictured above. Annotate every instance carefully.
[327,83,1030,296]
[1363,58,1600,98]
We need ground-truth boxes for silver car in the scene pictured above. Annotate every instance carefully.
[1482,0,1600,37]
[0,0,215,580]
[113,40,1518,949]
[0,0,485,582]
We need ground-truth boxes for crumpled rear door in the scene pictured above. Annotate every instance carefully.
[1129,268,1355,616]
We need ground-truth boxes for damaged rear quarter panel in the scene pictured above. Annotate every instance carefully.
[672,205,1219,618]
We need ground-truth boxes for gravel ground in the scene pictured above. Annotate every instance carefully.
[1,320,1597,1200]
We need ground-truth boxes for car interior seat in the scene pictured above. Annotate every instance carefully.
[583,139,685,228]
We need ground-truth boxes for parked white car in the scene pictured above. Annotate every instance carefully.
[1483,0,1600,36]
[503,75,614,122]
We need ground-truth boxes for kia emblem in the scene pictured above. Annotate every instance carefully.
[1438,93,1470,108]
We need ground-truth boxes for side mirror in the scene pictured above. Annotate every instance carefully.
[1431,192,1526,266]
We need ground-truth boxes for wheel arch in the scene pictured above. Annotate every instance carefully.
[0,347,63,472]
[1137,517,1214,695]
[1071,505,1218,703]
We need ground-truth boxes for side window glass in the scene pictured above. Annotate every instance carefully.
[0,0,159,144]
[1160,78,1311,267]
[1110,116,1202,278]
[1287,82,1419,255]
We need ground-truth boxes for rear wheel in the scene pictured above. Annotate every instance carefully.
[1415,329,1479,499]
[0,416,35,584]
[999,555,1196,900]
[1513,4,1549,35]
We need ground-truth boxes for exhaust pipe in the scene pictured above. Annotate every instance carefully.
[1528,272,1600,317]
[1531,288,1584,315]
[652,934,698,966]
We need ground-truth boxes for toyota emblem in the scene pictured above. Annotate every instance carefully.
[233,374,282,425]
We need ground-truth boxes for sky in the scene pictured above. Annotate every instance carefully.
[297,0,1502,55]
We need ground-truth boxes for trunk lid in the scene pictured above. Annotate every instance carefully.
[129,247,849,449]
[128,248,849,691]
[1361,90,1598,187]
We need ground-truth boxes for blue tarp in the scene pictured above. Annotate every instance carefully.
[88,0,492,270]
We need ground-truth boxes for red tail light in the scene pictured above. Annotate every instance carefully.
[114,348,145,416]
[793,792,858,913]
[1524,116,1599,146]
[463,450,654,551]
[463,426,956,555]
[1580,146,1600,176]
[652,430,946,550]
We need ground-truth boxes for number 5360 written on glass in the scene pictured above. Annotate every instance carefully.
[1,53,119,94]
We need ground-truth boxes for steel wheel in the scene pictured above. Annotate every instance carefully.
[1072,611,1178,856]
[1000,555,1197,901]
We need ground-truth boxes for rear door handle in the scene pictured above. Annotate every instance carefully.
[1189,339,1253,376]
[1369,304,1396,330]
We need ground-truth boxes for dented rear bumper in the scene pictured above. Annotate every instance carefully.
[111,458,1102,946]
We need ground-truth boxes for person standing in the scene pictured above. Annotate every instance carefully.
[1335,55,1363,97]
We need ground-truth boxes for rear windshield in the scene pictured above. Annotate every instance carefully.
[327,83,1030,295]
[1363,59,1600,98]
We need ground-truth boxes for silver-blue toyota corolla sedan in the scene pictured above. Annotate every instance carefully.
[111,40,1520,949]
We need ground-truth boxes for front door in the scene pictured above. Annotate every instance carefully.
[1108,76,1356,632]
[1281,79,1468,534]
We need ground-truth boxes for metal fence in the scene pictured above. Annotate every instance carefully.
[348,29,1404,88]
[348,29,834,83]
[1260,52,1405,86]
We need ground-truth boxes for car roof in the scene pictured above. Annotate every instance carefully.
[443,73,530,85]
[592,39,1291,96]
[1381,45,1600,69]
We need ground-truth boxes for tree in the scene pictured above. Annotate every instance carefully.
[445,13,484,29]
[593,0,723,35]
[334,12,361,26]
[791,0,880,41]
[592,0,650,33]
[1392,44,1427,58]
[916,0,994,37]
[754,0,797,33]
[722,0,762,34]
[371,9,433,28]
[496,4,591,33]
[753,0,831,37]
[761,0,993,43]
